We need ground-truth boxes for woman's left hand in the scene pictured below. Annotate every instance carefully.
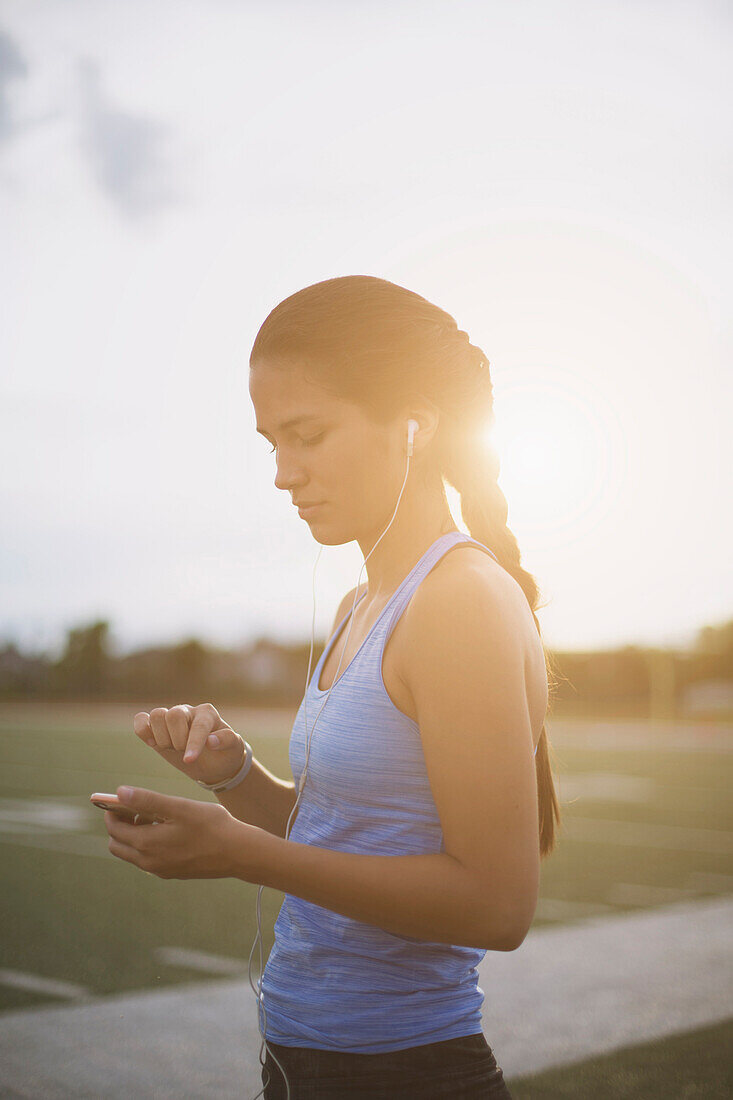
[103,786,266,881]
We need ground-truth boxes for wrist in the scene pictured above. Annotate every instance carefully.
[216,744,247,783]
[196,739,253,794]
[233,824,282,887]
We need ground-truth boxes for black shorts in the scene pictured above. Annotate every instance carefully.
[260,1032,513,1098]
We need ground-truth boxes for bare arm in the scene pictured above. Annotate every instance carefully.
[246,833,513,950]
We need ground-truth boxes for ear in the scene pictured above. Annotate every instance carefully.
[404,399,440,453]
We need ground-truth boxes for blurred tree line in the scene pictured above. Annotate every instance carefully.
[0,617,731,719]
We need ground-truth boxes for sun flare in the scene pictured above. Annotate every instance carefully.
[480,366,628,548]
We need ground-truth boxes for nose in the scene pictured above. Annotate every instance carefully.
[273,451,308,496]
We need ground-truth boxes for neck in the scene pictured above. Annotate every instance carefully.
[355,474,460,601]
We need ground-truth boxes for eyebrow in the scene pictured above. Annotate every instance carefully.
[255,415,323,437]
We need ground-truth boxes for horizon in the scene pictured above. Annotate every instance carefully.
[2,0,730,657]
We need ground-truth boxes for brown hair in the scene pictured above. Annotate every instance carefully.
[250,274,561,857]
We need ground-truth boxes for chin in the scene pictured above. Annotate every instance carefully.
[306,519,352,548]
[313,532,350,548]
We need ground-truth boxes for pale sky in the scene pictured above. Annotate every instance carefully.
[1,0,731,659]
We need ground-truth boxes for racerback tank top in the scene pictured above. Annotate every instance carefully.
[259,530,538,1052]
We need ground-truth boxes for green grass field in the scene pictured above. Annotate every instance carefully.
[1,705,731,1095]
[509,1018,733,1099]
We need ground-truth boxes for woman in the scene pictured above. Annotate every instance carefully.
[246,275,561,1098]
[107,275,561,1098]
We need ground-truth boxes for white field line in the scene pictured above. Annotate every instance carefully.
[530,872,732,922]
[153,947,248,975]
[0,796,115,858]
[557,772,654,802]
[0,969,92,1002]
[0,798,91,831]
[534,897,616,921]
[561,814,733,853]
[606,882,701,905]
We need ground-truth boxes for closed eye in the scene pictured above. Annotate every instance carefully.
[267,433,325,454]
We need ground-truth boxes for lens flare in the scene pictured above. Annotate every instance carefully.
[483,364,629,549]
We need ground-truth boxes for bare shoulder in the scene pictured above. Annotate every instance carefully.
[398,543,547,730]
[407,543,535,646]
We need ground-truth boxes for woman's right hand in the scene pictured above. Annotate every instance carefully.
[133,703,246,788]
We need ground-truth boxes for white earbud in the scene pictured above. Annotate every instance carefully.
[406,418,419,457]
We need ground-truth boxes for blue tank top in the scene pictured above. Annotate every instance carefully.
[260,530,538,1053]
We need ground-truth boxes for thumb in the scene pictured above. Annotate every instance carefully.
[116,786,191,820]
[205,726,241,751]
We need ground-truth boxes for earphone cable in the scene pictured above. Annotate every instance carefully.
[248,429,415,1099]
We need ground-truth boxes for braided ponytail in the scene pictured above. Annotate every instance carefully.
[440,347,562,857]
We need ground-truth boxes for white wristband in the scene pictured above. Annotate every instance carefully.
[196,740,254,794]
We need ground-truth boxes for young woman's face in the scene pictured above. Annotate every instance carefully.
[249,362,402,545]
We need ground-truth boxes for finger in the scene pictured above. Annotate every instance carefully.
[116,785,192,821]
[149,707,173,750]
[103,806,137,829]
[133,712,157,748]
[183,703,221,763]
[104,809,145,845]
[166,704,194,753]
[198,724,243,761]
[108,835,144,867]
